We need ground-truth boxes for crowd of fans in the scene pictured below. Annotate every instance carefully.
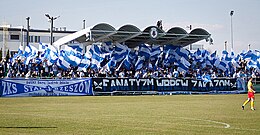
[1,55,259,80]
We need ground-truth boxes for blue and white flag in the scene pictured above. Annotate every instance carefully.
[135,56,145,70]
[23,45,39,65]
[192,48,202,61]
[77,54,91,72]
[24,45,38,58]
[222,50,229,57]
[218,61,228,72]
[176,47,190,60]
[117,52,133,71]
[177,62,188,73]
[213,57,220,67]
[180,57,191,68]
[101,42,114,53]
[257,58,260,72]
[138,44,151,60]
[129,50,138,65]
[201,49,210,58]
[89,44,108,69]
[39,42,48,51]
[164,49,176,65]
[155,52,163,68]
[150,45,161,62]
[247,60,258,68]
[40,43,59,65]
[68,44,83,53]
[57,50,71,70]
[244,50,259,61]
[103,57,117,72]
[208,51,217,61]
[60,46,82,67]
[176,56,190,73]
[111,43,129,62]
[11,45,23,63]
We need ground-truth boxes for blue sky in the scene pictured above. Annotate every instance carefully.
[1,0,259,54]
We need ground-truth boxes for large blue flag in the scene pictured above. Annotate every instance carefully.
[89,44,108,69]
[40,43,59,65]
[23,45,39,65]
[57,51,71,70]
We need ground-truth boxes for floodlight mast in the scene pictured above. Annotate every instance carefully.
[45,14,60,45]
[26,17,30,47]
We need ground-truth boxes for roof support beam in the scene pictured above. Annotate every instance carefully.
[117,32,142,43]
[161,34,188,45]
[94,31,117,41]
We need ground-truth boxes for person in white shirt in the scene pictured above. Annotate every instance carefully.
[25,71,31,79]
[173,69,179,78]
[134,70,141,78]
[142,71,148,78]
[6,70,12,78]
[211,71,217,79]
[52,63,58,77]
[79,71,85,78]
[167,71,172,78]
[119,71,125,78]
[56,71,62,79]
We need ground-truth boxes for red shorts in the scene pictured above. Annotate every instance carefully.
[248,92,255,98]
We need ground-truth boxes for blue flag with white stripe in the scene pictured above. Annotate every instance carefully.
[23,45,39,65]
[111,43,129,62]
[40,43,59,65]
[57,51,71,70]
[77,53,91,72]
[150,45,161,62]
[138,44,151,60]
[135,56,145,70]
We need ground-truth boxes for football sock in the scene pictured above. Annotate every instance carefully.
[243,100,249,106]
[250,100,254,109]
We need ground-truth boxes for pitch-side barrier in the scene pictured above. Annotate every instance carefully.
[0,77,249,97]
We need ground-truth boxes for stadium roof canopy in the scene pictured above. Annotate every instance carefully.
[53,23,211,48]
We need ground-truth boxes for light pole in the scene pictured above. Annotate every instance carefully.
[230,11,234,50]
[45,14,60,45]
[26,17,30,47]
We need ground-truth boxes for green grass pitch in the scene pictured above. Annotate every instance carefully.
[0,94,259,135]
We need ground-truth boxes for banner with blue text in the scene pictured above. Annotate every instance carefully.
[0,78,92,97]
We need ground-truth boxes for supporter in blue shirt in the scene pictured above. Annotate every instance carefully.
[52,62,58,77]
[134,70,141,79]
